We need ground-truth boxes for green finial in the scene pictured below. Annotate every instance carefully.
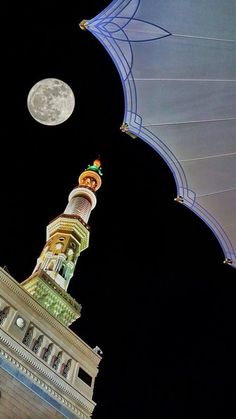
[86,158,103,176]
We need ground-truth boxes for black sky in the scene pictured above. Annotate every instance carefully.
[1,2,236,418]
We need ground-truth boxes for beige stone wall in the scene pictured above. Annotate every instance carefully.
[0,368,64,419]
[0,267,102,418]
[0,268,101,395]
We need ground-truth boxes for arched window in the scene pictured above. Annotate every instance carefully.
[42,343,53,362]
[67,249,74,262]
[48,260,55,271]
[0,306,10,326]
[32,335,44,354]
[52,351,63,371]
[62,359,72,379]
[59,264,65,276]
[22,326,34,347]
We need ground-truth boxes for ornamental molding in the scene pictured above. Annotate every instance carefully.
[68,187,97,210]
[0,329,95,417]
[23,270,81,311]
[21,270,81,326]
[0,268,101,365]
[47,215,90,251]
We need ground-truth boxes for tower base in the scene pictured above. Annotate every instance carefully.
[21,270,81,327]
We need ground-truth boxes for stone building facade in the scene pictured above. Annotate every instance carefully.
[0,159,103,418]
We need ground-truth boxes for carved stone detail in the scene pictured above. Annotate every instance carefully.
[21,270,81,326]
[63,359,72,379]
[0,306,10,326]
[52,351,63,371]
[22,326,34,347]
[42,343,53,362]
[32,335,44,354]
[0,329,95,417]
[0,269,100,364]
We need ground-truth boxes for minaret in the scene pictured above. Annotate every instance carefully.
[0,159,103,418]
[21,158,102,326]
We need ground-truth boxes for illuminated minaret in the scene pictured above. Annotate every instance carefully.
[21,158,102,326]
[33,158,102,290]
[0,159,103,418]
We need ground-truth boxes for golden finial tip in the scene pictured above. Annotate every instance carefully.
[93,158,101,168]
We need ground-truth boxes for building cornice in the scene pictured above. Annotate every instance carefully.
[46,215,90,251]
[0,268,101,367]
[21,270,82,326]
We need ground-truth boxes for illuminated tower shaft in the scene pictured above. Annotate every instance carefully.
[32,159,102,291]
[22,159,102,326]
[1,160,103,418]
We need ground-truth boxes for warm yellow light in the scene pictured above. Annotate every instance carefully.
[93,159,101,168]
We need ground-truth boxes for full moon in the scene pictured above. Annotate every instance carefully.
[27,78,75,126]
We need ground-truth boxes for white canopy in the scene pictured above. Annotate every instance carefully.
[87,0,236,268]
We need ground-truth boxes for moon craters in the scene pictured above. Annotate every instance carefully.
[27,78,75,126]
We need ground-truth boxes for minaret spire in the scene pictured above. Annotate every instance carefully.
[21,159,102,326]
[33,158,102,290]
[64,157,102,222]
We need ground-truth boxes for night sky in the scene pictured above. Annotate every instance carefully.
[1,2,236,418]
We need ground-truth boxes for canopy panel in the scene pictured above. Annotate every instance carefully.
[87,0,236,268]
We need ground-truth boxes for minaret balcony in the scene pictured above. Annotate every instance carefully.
[21,269,82,327]
[47,214,90,252]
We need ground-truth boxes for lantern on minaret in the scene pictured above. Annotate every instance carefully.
[22,159,102,326]
[64,158,102,222]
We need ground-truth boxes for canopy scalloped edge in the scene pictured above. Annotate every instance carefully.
[86,0,236,268]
